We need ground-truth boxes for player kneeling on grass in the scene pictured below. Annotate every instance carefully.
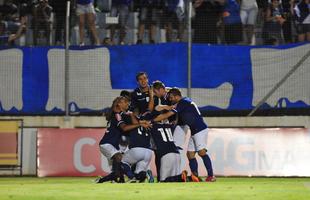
[150,121,187,182]
[96,96,151,183]
[119,113,154,183]
[152,88,216,182]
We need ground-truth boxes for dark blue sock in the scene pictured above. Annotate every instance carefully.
[189,158,198,175]
[120,163,134,179]
[201,154,213,176]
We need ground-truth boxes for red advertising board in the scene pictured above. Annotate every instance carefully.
[37,128,107,177]
[37,128,310,177]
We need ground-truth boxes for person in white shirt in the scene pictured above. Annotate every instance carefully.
[240,0,258,44]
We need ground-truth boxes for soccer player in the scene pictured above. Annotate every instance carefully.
[96,96,150,183]
[130,72,160,181]
[130,72,157,116]
[152,80,187,148]
[120,113,153,183]
[148,121,187,182]
[151,88,216,182]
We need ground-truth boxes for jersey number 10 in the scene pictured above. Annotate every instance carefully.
[158,128,173,142]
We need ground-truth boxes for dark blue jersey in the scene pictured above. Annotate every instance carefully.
[154,92,180,124]
[158,93,171,106]
[99,112,125,149]
[150,123,179,158]
[172,97,207,135]
[77,0,93,5]
[131,87,158,115]
[121,113,151,149]
[127,127,151,149]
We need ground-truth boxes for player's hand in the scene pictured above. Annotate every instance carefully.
[139,120,152,129]
[171,105,177,109]
[126,111,133,115]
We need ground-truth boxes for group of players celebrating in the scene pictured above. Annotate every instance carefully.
[95,72,216,183]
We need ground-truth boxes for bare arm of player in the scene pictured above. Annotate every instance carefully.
[128,111,139,124]
[139,120,152,129]
[152,111,175,122]
[155,105,174,111]
[127,111,152,129]
[119,123,141,132]
[119,112,152,132]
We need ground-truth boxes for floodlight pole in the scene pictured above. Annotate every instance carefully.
[65,1,70,117]
[187,1,192,98]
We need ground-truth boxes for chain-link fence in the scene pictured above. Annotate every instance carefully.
[0,0,308,46]
[0,0,309,116]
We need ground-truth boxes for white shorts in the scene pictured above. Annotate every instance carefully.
[160,153,181,181]
[187,128,208,152]
[240,7,258,25]
[119,144,129,153]
[122,147,153,174]
[173,125,188,148]
[99,143,120,160]
[76,3,96,16]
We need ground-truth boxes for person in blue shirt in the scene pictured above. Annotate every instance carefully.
[148,122,187,182]
[152,87,216,182]
[163,0,185,42]
[96,96,151,183]
[120,110,153,182]
[292,0,310,42]
[223,0,243,44]
[130,72,157,116]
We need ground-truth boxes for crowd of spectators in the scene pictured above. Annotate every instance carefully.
[0,0,309,46]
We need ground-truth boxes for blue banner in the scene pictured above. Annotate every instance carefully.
[0,43,309,115]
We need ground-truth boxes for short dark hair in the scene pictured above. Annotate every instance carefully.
[120,90,131,100]
[167,87,182,97]
[152,80,165,90]
[136,71,148,81]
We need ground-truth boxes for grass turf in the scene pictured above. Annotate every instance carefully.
[0,177,310,200]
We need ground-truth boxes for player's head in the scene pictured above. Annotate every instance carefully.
[120,90,131,101]
[136,72,149,89]
[167,87,182,104]
[152,80,166,98]
[112,96,129,112]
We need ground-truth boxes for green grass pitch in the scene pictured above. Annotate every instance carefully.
[1,177,310,200]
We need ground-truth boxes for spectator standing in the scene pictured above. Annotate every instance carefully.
[240,0,258,44]
[33,0,53,45]
[0,0,19,33]
[282,0,294,43]
[192,0,225,44]
[136,0,163,44]
[0,16,26,45]
[76,0,100,45]
[110,0,132,45]
[50,0,68,45]
[163,0,185,42]
[223,0,243,44]
[262,0,285,44]
[292,0,310,42]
